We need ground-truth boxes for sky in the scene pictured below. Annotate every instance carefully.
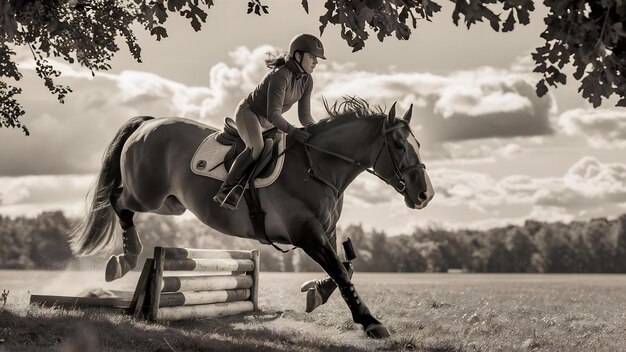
[1,1,625,235]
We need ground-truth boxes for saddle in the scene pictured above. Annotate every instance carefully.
[215,117,281,179]
[191,118,286,188]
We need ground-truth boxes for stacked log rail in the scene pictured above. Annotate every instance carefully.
[148,247,260,321]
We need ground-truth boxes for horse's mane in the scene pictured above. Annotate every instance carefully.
[320,96,386,123]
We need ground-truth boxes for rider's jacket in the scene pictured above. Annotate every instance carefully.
[245,58,314,134]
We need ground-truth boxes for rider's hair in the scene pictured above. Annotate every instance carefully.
[265,51,290,69]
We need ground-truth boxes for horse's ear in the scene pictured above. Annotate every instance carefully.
[402,104,413,123]
[387,102,397,124]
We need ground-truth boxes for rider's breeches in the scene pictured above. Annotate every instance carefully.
[235,99,268,160]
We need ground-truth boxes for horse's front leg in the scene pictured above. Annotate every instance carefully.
[300,228,353,312]
[295,221,390,338]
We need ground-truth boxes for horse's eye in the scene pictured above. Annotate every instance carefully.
[396,143,405,150]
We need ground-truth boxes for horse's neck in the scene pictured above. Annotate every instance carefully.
[319,117,382,161]
[314,117,383,193]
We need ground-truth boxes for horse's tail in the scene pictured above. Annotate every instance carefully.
[69,116,155,256]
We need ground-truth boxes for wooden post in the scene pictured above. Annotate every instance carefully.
[130,258,154,320]
[149,247,166,321]
[250,249,260,311]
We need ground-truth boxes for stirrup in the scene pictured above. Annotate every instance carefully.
[220,184,245,210]
[213,186,231,205]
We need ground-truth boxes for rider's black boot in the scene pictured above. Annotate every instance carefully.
[213,148,256,210]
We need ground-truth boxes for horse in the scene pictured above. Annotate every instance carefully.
[69,97,434,338]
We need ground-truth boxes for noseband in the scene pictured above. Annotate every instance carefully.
[301,120,426,197]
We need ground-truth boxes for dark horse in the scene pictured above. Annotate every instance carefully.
[70,98,434,338]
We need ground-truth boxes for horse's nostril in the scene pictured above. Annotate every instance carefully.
[418,192,428,202]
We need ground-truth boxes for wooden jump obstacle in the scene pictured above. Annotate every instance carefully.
[30,247,260,322]
[136,247,260,321]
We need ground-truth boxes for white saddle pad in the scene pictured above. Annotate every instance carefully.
[190,131,286,188]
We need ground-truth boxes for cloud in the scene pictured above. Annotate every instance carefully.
[318,65,556,146]
[0,175,95,217]
[536,156,626,207]
[2,46,277,176]
[344,173,395,206]
[558,108,626,148]
[429,157,626,211]
[431,138,527,163]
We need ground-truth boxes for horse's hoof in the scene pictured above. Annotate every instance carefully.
[365,323,391,339]
[300,279,316,292]
[105,255,122,282]
[305,288,323,313]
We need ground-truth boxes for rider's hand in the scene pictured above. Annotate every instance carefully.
[292,129,311,144]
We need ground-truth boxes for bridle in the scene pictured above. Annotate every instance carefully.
[301,119,426,198]
[373,121,426,193]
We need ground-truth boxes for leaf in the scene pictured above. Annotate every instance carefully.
[167,0,186,12]
[503,10,515,32]
[301,0,309,14]
[150,26,168,41]
[489,13,500,31]
[536,79,548,97]
[515,6,530,25]
[396,23,411,40]
[181,4,208,31]
[423,0,443,19]
[579,72,603,107]
[318,1,336,35]
[399,6,409,23]
[262,5,268,14]
[153,2,168,23]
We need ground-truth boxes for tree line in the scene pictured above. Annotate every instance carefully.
[1,211,625,273]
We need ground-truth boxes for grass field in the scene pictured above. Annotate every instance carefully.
[1,271,625,351]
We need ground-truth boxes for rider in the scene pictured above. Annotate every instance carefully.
[214,33,325,209]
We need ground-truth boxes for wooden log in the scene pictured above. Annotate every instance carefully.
[161,275,253,293]
[130,258,154,319]
[163,248,253,260]
[149,247,166,321]
[156,301,254,321]
[29,293,131,310]
[159,289,250,307]
[163,258,254,272]
[250,249,260,311]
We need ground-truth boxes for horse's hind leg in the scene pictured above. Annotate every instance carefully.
[105,188,143,282]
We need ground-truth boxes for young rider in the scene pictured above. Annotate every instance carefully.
[214,33,325,209]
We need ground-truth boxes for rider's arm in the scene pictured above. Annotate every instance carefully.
[298,77,315,126]
[267,70,298,134]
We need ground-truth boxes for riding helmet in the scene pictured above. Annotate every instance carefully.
[289,34,326,59]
